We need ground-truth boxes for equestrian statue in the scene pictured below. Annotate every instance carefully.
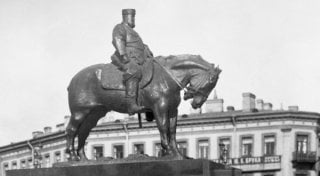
[65,9,222,161]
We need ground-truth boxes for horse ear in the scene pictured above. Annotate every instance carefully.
[172,60,209,71]
[216,65,222,74]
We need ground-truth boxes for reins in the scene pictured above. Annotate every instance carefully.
[153,59,186,91]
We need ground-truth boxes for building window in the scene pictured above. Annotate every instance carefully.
[2,162,9,176]
[43,154,50,168]
[177,141,188,156]
[64,149,70,161]
[296,134,309,153]
[197,139,209,159]
[154,143,162,157]
[93,146,104,160]
[54,151,61,163]
[264,135,276,156]
[241,136,253,157]
[219,137,231,159]
[11,161,17,170]
[27,158,33,168]
[20,159,26,169]
[133,143,145,154]
[3,163,9,171]
[113,144,124,159]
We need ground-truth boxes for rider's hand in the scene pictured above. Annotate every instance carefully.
[120,55,130,64]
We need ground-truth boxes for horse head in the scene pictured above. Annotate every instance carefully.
[183,62,222,109]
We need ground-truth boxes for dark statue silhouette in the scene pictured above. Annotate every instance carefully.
[66,55,221,161]
[65,9,221,161]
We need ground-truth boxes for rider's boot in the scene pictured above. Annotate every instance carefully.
[125,76,145,115]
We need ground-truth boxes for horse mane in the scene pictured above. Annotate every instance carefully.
[155,54,212,71]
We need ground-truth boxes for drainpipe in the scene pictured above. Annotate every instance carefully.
[231,115,237,159]
[122,120,129,157]
[27,141,35,168]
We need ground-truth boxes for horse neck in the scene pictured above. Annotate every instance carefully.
[167,67,199,89]
[156,55,209,89]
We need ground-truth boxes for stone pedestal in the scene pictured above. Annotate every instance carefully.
[6,159,241,176]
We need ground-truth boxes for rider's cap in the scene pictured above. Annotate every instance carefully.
[122,9,136,16]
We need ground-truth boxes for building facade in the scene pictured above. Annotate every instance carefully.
[1,93,320,176]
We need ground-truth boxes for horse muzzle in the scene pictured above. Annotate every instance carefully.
[191,100,202,109]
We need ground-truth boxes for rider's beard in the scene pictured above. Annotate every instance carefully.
[124,15,135,28]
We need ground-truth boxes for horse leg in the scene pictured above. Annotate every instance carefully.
[153,101,171,156]
[77,108,108,161]
[168,109,189,159]
[66,110,89,161]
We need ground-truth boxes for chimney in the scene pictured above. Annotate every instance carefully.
[64,115,70,127]
[44,126,52,134]
[288,106,299,111]
[263,103,273,111]
[32,131,44,138]
[204,90,224,113]
[242,92,256,112]
[226,106,235,112]
[56,123,65,131]
[256,99,264,111]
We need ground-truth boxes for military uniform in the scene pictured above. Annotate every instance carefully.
[110,9,153,114]
[111,22,153,80]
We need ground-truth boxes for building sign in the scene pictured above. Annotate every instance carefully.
[213,155,281,165]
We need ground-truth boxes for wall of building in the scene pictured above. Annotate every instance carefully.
[1,111,319,176]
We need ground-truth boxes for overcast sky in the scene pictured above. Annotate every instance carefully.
[0,0,320,146]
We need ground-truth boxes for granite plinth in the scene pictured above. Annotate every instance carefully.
[6,159,241,176]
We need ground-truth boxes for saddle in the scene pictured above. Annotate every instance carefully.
[96,59,154,90]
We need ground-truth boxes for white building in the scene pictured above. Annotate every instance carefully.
[1,92,320,176]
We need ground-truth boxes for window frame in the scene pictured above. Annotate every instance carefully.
[176,139,189,156]
[295,132,311,153]
[91,144,105,160]
[26,157,33,168]
[218,136,232,159]
[54,151,62,163]
[196,137,210,159]
[43,153,51,168]
[132,142,146,155]
[112,143,125,159]
[3,162,9,170]
[20,159,26,169]
[240,134,254,157]
[262,133,277,156]
[11,161,17,170]
[153,141,162,157]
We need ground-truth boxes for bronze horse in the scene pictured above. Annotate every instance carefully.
[66,54,221,161]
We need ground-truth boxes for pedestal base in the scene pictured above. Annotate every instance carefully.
[6,159,241,176]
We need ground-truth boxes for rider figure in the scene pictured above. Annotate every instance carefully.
[111,9,153,115]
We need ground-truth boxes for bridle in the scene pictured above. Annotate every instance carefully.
[185,85,210,100]
[154,58,216,99]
